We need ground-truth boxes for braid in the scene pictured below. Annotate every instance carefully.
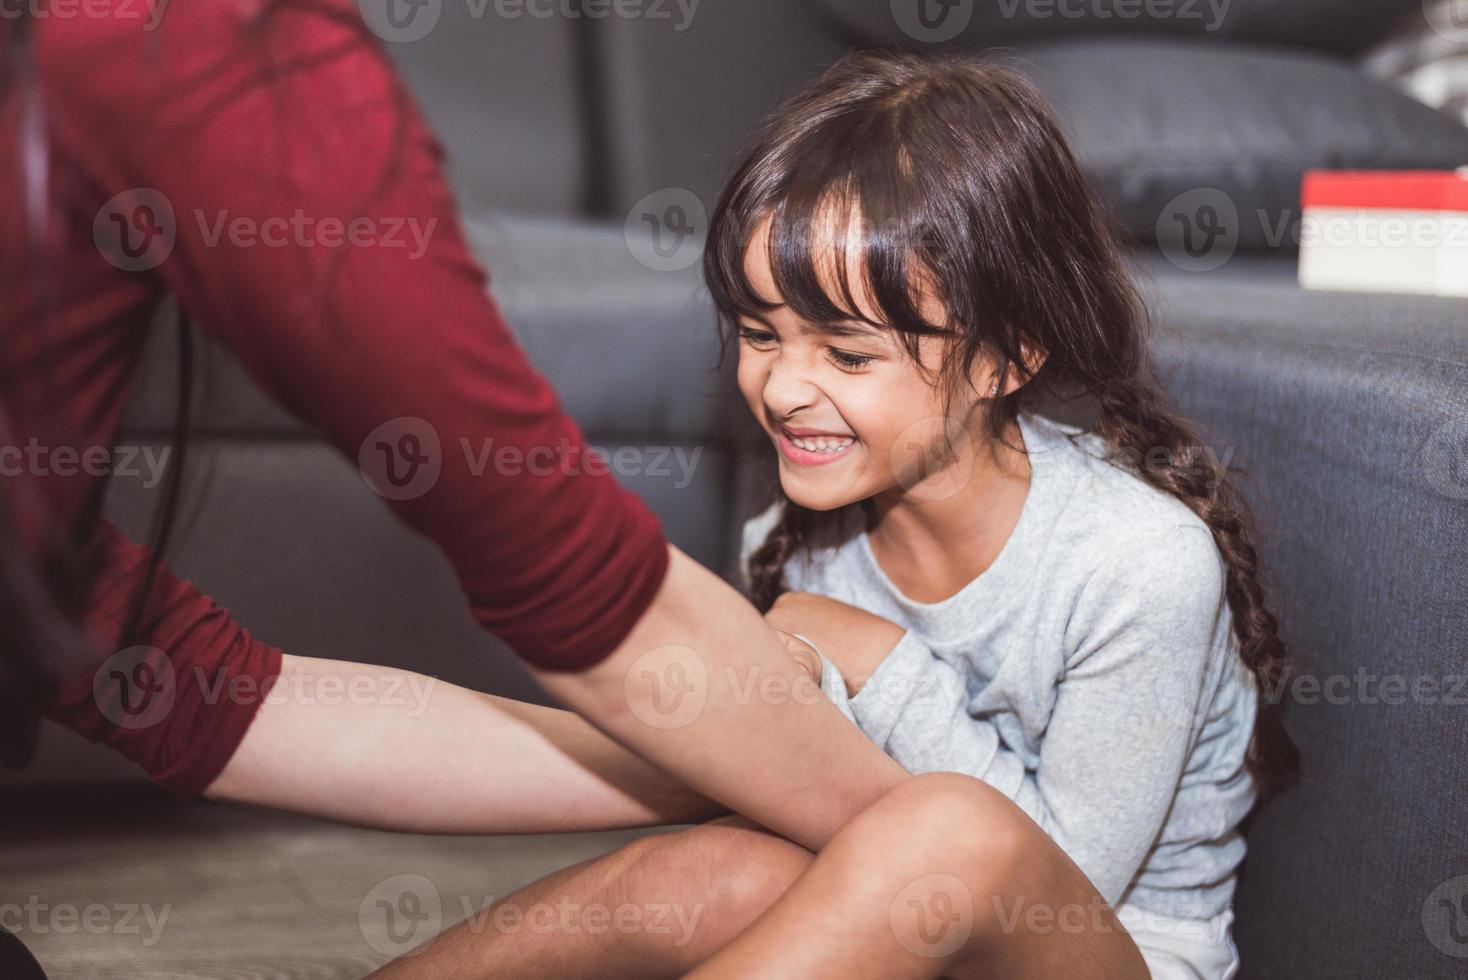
[747,497,818,613]
[1093,377,1302,800]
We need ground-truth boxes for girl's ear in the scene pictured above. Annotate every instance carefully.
[981,329,1050,397]
[1017,334,1049,382]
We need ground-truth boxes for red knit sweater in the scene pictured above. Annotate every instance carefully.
[0,0,670,796]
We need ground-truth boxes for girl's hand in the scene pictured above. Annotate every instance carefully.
[772,630,825,684]
[764,592,906,697]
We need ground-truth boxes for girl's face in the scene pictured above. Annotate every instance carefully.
[736,216,995,512]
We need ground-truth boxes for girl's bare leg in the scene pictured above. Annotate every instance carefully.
[367,816,814,979]
[689,772,1150,980]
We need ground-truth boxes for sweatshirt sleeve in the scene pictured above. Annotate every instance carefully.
[823,526,1232,908]
[42,1,668,673]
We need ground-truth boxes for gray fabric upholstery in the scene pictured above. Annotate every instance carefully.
[385,3,587,215]
[1133,250,1468,979]
[984,39,1468,251]
[122,215,727,440]
[592,0,847,214]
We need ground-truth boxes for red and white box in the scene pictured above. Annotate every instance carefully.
[1298,167,1468,298]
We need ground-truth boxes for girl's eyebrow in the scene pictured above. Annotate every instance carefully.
[738,311,884,340]
[807,320,882,339]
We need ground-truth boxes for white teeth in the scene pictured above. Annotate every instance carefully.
[790,435,855,454]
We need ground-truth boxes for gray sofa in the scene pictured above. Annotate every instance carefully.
[9,2,1468,977]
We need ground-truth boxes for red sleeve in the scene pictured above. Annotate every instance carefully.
[37,1,669,672]
[47,522,284,798]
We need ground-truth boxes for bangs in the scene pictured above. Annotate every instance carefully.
[705,108,956,344]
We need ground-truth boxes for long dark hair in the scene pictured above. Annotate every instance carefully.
[705,51,1301,800]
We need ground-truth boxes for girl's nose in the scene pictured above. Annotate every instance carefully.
[762,355,821,420]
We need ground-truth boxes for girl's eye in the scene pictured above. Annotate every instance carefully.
[738,327,777,348]
[827,348,875,370]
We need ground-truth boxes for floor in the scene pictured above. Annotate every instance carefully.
[0,785,663,979]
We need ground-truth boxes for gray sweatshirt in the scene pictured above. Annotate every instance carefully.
[741,409,1259,921]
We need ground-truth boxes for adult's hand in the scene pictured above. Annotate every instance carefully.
[529,546,908,853]
[770,628,823,684]
[763,591,907,697]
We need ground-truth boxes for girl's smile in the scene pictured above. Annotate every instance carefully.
[776,425,860,466]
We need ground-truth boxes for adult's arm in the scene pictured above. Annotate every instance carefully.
[59,522,720,832]
[529,546,907,850]
[204,656,729,834]
[40,1,904,847]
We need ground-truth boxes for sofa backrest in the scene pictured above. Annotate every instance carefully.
[1141,255,1468,979]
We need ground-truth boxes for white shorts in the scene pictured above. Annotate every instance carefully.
[1115,905,1241,980]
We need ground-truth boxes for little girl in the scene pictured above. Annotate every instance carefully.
[375,49,1303,980]
[703,49,1300,978]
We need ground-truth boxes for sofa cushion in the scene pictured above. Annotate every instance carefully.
[122,214,725,441]
[980,38,1468,253]
[592,0,848,213]
[378,0,588,215]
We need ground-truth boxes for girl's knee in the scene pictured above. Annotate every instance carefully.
[615,820,813,930]
[848,772,1032,885]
